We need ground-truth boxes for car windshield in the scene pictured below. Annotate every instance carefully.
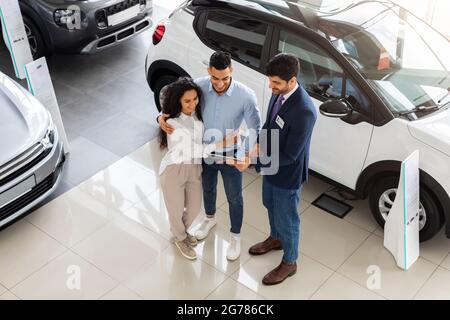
[317,1,450,117]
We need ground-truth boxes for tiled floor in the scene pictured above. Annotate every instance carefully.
[0,138,449,300]
[1,0,450,300]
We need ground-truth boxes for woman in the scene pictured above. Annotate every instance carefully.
[159,77,236,260]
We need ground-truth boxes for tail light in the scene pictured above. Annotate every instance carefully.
[152,22,166,45]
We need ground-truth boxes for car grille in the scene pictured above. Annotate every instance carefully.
[0,143,50,186]
[0,170,56,222]
[96,0,146,28]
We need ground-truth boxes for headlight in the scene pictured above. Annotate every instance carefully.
[54,8,85,29]
[42,119,55,150]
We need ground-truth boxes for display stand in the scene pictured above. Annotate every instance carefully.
[25,58,70,153]
[0,0,33,79]
[384,150,420,270]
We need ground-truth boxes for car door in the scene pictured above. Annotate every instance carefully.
[275,28,375,189]
[188,9,272,119]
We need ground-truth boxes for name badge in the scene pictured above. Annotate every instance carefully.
[275,115,285,129]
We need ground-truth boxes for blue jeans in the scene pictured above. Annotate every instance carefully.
[262,176,301,263]
[202,162,243,234]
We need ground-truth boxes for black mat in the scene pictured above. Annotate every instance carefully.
[311,194,353,219]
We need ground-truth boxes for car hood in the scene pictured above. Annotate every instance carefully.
[0,72,49,166]
[408,108,450,157]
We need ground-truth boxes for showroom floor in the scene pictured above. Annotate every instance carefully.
[1,1,450,301]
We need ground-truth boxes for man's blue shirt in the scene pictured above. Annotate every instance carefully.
[195,76,261,159]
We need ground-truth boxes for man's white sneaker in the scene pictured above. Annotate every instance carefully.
[227,233,241,261]
[194,217,217,240]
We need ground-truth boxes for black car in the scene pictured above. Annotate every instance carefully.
[17,0,153,58]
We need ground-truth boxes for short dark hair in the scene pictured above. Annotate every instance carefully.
[209,51,232,70]
[266,53,299,82]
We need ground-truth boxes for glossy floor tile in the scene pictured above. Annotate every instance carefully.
[60,94,121,136]
[84,112,158,158]
[0,221,66,289]
[120,189,172,241]
[300,176,333,203]
[0,291,20,300]
[206,278,266,300]
[414,267,450,300]
[232,252,333,300]
[299,206,371,270]
[26,188,119,248]
[125,139,165,173]
[62,136,121,187]
[100,285,143,300]
[338,234,438,300]
[78,157,160,212]
[441,254,450,271]
[124,246,227,300]
[11,251,117,300]
[72,215,169,282]
[344,199,379,233]
[374,226,384,238]
[417,230,450,265]
[191,220,266,276]
[310,273,385,300]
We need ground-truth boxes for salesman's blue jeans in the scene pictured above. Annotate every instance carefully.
[262,176,301,263]
[202,162,243,234]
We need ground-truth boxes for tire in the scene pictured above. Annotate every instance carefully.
[22,16,47,59]
[369,176,444,242]
[153,74,179,111]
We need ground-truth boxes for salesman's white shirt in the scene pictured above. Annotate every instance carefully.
[281,82,299,105]
[159,112,216,175]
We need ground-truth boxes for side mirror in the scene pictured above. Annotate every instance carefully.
[319,99,352,118]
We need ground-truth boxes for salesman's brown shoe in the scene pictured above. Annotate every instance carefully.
[262,261,297,286]
[248,237,283,255]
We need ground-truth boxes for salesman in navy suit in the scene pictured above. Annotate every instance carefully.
[233,53,317,285]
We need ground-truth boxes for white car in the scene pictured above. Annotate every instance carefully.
[145,0,450,241]
[0,71,65,229]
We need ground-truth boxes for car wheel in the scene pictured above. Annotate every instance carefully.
[369,176,444,242]
[153,74,179,111]
[23,16,47,59]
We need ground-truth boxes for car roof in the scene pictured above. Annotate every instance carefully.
[191,0,398,35]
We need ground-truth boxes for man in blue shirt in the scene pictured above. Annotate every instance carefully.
[158,51,261,261]
[234,53,317,285]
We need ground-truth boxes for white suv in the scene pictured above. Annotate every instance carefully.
[145,0,450,241]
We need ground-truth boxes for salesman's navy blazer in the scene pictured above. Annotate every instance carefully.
[257,84,317,190]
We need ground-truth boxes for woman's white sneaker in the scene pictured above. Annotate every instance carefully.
[194,217,217,240]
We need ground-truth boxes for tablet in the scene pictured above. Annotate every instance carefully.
[208,150,240,162]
